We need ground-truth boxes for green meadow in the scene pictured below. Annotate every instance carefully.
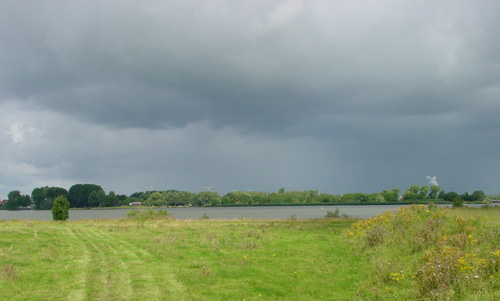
[1,206,500,300]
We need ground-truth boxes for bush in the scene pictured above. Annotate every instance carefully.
[325,209,350,218]
[453,198,464,208]
[52,196,69,221]
[427,202,438,210]
[347,205,500,299]
[127,209,172,221]
[325,209,341,218]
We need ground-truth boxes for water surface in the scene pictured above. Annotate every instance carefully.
[0,204,457,221]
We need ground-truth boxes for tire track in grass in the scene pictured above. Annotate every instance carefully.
[72,226,131,300]
[80,226,139,299]
[63,226,91,301]
[89,225,187,300]
[70,227,110,300]
[72,224,186,300]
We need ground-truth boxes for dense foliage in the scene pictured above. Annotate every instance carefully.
[51,196,69,221]
[67,184,103,208]
[127,209,172,221]
[32,186,68,210]
[347,205,500,299]
[0,183,492,210]
[4,190,31,210]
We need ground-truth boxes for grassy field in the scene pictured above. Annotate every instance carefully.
[1,206,500,300]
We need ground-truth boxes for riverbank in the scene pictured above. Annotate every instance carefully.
[1,206,500,299]
[1,203,494,221]
[1,216,359,300]
[78,200,460,208]
[3,200,493,212]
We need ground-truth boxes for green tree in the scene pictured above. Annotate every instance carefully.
[428,185,441,199]
[31,186,68,210]
[460,192,472,202]
[375,194,386,203]
[403,185,423,200]
[116,194,129,206]
[380,189,398,202]
[130,192,145,199]
[471,190,485,203]
[31,188,44,209]
[317,193,341,203]
[6,190,21,210]
[145,192,167,206]
[443,191,459,203]
[164,190,195,206]
[420,185,429,198]
[88,189,106,207]
[6,190,31,210]
[453,198,464,208]
[407,185,420,194]
[104,191,118,207]
[193,191,221,206]
[67,184,103,208]
[52,196,69,221]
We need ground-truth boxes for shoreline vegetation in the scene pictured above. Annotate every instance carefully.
[4,200,497,211]
[1,205,500,299]
[1,183,496,210]
[91,200,492,210]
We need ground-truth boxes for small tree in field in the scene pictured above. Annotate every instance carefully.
[52,196,70,221]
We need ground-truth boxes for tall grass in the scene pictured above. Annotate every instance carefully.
[347,205,500,299]
[126,208,172,220]
[1,206,500,300]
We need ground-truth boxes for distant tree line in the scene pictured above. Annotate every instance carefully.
[32,186,68,209]
[400,184,486,204]
[3,190,31,210]
[0,183,489,210]
[487,194,500,201]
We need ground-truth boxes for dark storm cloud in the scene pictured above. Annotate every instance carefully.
[2,0,478,129]
[1,0,500,197]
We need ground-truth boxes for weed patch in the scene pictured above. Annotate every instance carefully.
[325,208,350,218]
[3,208,500,300]
[127,209,172,221]
[1,264,20,280]
[347,205,500,299]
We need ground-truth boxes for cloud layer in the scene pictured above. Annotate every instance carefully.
[1,0,500,197]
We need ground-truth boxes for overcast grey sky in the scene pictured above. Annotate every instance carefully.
[1,0,499,198]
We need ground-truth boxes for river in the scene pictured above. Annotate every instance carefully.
[0,204,469,221]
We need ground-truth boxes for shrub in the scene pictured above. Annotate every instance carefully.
[325,209,350,219]
[347,205,500,299]
[325,209,341,218]
[453,198,464,208]
[1,264,20,280]
[375,260,405,284]
[127,209,172,221]
[52,196,69,221]
[414,246,463,298]
[365,225,387,247]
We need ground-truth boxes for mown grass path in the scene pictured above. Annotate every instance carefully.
[1,218,362,300]
[70,224,187,300]
[0,221,187,300]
